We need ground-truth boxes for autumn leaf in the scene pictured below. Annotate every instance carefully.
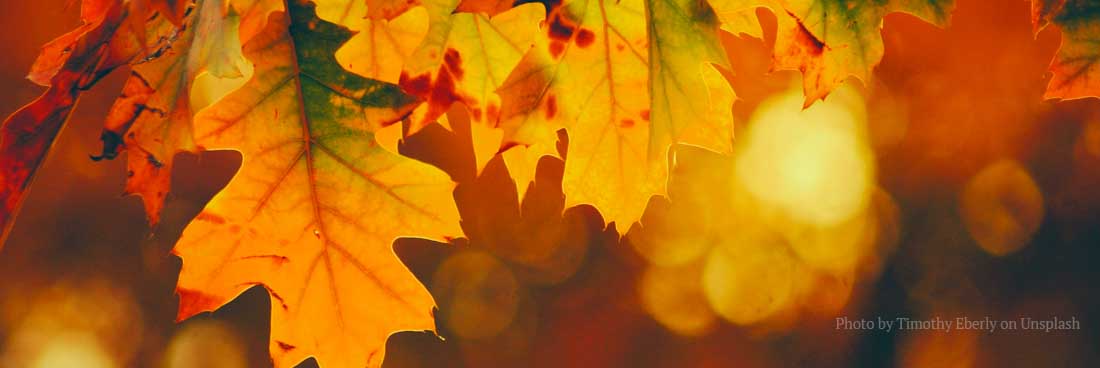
[172,1,462,367]
[317,0,541,175]
[712,0,955,106]
[646,0,736,160]
[316,0,429,84]
[25,0,116,86]
[708,0,766,38]
[775,0,954,106]
[96,0,247,225]
[1032,0,1100,100]
[496,0,735,232]
[398,0,544,132]
[0,0,177,247]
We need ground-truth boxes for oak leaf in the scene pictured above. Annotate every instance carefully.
[1032,0,1100,99]
[172,1,462,368]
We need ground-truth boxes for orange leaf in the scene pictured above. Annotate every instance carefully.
[172,1,462,367]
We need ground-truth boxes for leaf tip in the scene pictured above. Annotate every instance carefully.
[174,286,223,322]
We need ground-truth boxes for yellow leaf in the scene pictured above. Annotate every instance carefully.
[398,0,545,133]
[497,0,735,232]
[367,0,423,20]
[172,2,462,367]
[317,0,430,84]
[711,0,955,106]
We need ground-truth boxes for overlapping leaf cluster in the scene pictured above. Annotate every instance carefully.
[1,0,1098,367]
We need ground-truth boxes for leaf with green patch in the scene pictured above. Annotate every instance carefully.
[172,1,462,367]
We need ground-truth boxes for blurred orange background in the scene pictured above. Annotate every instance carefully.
[1,0,1099,367]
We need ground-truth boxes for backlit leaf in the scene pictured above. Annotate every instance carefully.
[317,0,430,84]
[496,0,735,232]
[711,0,955,106]
[398,0,544,132]
[172,2,462,368]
